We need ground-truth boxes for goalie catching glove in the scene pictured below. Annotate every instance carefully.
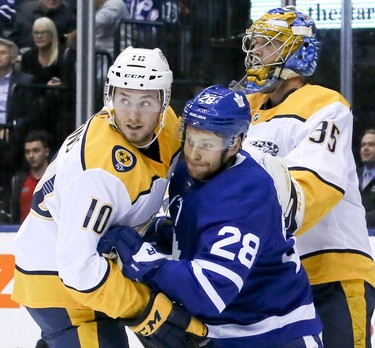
[243,142,305,233]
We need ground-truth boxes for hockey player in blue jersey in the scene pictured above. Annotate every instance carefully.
[98,85,323,347]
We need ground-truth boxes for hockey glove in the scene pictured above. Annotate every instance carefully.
[97,226,168,282]
[124,292,209,348]
[143,216,174,255]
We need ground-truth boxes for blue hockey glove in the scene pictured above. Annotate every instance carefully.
[97,226,168,282]
[143,216,174,255]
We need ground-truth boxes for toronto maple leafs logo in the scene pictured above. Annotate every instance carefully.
[234,92,245,107]
[112,145,136,172]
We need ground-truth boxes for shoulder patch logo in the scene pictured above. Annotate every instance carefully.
[112,146,137,172]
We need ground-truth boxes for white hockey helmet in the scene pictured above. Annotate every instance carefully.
[103,46,173,147]
[105,46,172,103]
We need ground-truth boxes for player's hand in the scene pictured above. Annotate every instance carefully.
[143,216,174,255]
[97,226,168,282]
[124,292,210,348]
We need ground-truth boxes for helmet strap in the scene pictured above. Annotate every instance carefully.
[131,103,167,149]
[275,66,300,80]
[104,87,167,149]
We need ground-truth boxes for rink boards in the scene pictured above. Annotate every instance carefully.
[1,227,375,348]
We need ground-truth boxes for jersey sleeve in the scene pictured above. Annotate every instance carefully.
[145,175,283,319]
[55,168,150,318]
[285,101,351,234]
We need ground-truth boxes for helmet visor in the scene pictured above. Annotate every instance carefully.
[178,123,235,152]
[112,88,163,115]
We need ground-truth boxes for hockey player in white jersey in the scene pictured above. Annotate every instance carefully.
[98,85,323,348]
[11,47,208,348]
[234,6,375,348]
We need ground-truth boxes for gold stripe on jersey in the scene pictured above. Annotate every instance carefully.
[302,252,375,287]
[342,279,367,348]
[83,108,180,203]
[66,308,99,348]
[12,261,151,319]
[291,169,343,235]
[248,84,350,124]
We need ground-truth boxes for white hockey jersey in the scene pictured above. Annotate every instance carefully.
[243,84,375,286]
[12,108,180,318]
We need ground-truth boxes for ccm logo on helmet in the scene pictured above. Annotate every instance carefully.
[124,74,146,79]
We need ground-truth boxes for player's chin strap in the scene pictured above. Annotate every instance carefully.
[134,105,167,149]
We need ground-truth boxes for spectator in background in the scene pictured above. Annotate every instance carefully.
[357,129,375,229]
[20,16,64,85]
[10,130,50,224]
[0,38,34,127]
[65,0,129,60]
[64,0,129,110]
[0,38,37,194]
[20,16,69,150]
[95,0,129,59]
[9,0,76,51]
[124,0,160,21]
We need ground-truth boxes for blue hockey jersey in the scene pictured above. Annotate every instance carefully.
[145,150,322,347]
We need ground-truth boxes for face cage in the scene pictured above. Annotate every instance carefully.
[242,30,301,71]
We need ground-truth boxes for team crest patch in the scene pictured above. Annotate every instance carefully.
[112,145,136,172]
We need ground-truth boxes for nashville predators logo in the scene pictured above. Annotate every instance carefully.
[112,145,136,172]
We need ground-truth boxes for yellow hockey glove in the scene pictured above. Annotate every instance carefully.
[124,292,209,348]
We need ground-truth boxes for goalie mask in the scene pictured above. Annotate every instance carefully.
[104,46,173,148]
[181,85,250,150]
[242,6,319,94]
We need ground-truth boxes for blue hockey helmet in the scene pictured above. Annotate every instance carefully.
[242,6,320,94]
[181,85,250,147]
